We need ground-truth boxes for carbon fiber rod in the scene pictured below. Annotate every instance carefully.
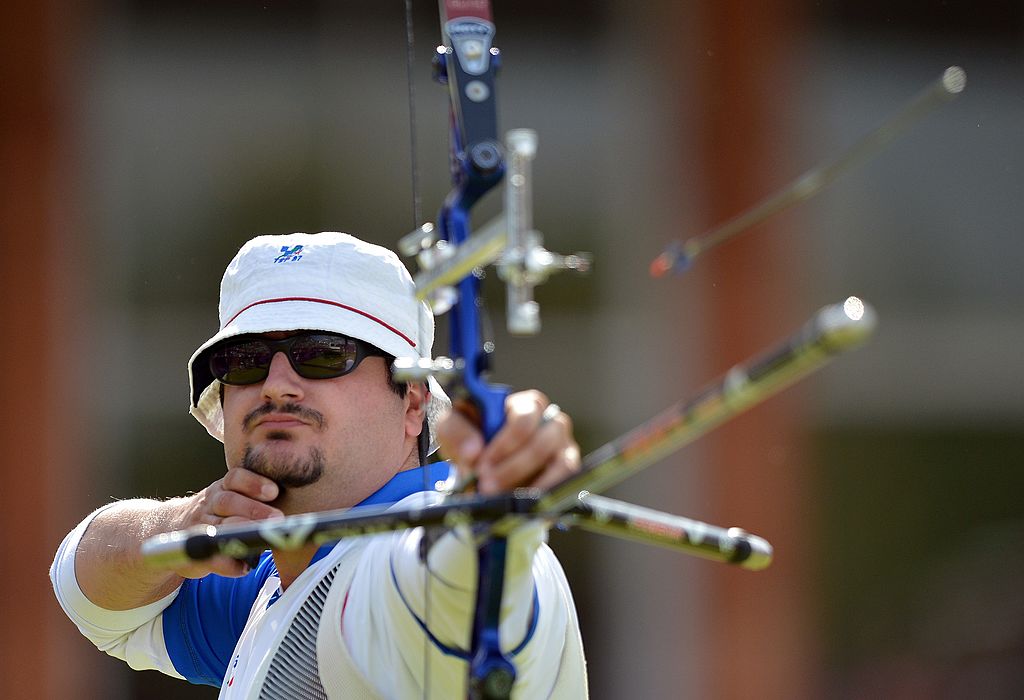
[562,492,773,570]
[141,490,772,571]
[650,67,966,277]
[536,296,877,513]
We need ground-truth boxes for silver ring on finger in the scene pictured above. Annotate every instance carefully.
[538,403,561,429]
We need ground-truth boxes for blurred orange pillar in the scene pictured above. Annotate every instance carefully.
[0,0,97,696]
[691,2,821,698]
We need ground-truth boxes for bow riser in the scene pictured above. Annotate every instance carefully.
[436,3,518,698]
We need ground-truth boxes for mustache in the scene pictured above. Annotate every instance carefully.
[242,402,326,432]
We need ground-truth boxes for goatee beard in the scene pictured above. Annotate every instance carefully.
[241,445,326,490]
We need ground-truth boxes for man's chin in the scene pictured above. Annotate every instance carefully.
[241,444,326,490]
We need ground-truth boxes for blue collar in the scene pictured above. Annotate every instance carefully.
[357,461,452,507]
[307,461,451,565]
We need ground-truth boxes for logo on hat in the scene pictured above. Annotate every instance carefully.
[274,245,304,263]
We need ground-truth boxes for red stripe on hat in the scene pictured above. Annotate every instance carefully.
[225,297,417,348]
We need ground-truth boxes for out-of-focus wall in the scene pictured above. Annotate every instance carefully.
[12,0,1022,698]
[1,0,100,697]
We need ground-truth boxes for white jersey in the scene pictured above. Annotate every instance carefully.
[51,465,588,698]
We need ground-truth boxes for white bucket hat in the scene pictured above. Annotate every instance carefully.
[188,231,450,453]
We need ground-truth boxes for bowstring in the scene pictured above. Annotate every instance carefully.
[405,0,423,228]
[403,1,432,695]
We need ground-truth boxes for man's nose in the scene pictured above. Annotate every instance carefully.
[261,351,304,402]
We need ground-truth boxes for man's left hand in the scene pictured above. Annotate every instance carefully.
[436,390,581,495]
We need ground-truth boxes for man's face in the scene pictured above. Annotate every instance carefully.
[220,332,424,511]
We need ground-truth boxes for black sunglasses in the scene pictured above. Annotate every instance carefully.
[209,332,386,386]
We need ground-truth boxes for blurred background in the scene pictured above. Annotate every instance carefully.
[3,0,1022,698]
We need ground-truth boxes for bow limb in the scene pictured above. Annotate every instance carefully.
[403,3,585,695]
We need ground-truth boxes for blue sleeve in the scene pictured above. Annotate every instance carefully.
[161,552,276,687]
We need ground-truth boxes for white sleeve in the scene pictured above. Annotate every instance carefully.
[341,493,584,698]
[49,505,185,679]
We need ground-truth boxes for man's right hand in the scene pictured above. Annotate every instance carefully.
[73,468,283,610]
[171,468,285,579]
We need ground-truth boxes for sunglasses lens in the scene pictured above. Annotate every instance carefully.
[209,333,370,385]
[210,340,273,385]
[290,335,360,379]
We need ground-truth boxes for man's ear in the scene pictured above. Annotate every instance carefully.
[403,382,429,439]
